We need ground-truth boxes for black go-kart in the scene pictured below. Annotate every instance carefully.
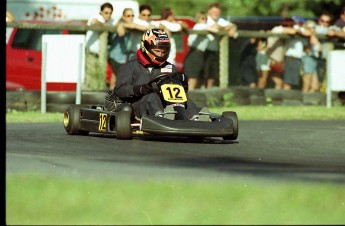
[63,73,239,140]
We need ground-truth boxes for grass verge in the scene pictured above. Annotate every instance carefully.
[6,106,345,123]
[6,175,345,225]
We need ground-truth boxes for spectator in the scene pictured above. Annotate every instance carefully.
[334,6,345,30]
[314,11,341,90]
[183,11,219,90]
[128,4,156,59]
[265,18,292,90]
[276,16,308,90]
[327,28,345,39]
[239,37,258,88]
[108,8,149,78]
[84,2,114,91]
[203,2,237,89]
[328,7,345,46]
[152,7,189,65]
[255,37,271,89]
[112,28,203,120]
[301,20,322,93]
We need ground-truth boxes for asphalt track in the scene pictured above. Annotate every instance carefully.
[6,121,345,183]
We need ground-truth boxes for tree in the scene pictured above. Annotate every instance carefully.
[137,0,344,19]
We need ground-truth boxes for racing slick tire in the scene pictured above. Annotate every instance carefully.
[115,111,132,140]
[63,104,89,136]
[222,111,238,140]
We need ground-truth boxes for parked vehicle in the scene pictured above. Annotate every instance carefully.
[6,20,115,91]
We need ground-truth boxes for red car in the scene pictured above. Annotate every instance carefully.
[6,20,114,91]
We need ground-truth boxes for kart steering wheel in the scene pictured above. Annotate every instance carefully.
[148,73,173,86]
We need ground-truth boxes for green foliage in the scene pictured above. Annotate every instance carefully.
[137,0,344,18]
[223,92,237,107]
[206,95,220,108]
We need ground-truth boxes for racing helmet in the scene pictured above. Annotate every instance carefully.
[140,28,171,65]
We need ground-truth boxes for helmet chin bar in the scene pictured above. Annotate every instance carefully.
[146,51,166,65]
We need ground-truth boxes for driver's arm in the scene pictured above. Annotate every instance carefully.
[114,64,136,99]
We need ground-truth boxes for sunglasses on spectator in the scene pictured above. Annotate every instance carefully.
[125,14,134,18]
[141,13,151,17]
[319,18,330,24]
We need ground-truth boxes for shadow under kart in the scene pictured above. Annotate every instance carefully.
[63,104,239,141]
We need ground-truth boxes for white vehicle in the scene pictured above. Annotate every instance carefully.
[7,0,139,22]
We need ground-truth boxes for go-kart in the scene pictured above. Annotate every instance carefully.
[63,73,239,140]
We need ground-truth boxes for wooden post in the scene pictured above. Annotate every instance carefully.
[219,35,229,89]
[99,31,108,87]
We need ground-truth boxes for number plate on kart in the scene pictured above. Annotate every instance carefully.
[161,84,187,103]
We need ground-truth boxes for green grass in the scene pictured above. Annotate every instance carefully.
[6,106,345,123]
[6,106,345,224]
[6,175,345,225]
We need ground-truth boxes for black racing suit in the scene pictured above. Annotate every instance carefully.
[114,50,200,119]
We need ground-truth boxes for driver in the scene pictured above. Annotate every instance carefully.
[111,28,205,120]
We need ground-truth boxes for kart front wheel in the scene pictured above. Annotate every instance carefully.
[63,104,89,135]
[115,111,132,139]
[222,111,238,140]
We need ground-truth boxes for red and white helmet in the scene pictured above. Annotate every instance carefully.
[141,28,171,65]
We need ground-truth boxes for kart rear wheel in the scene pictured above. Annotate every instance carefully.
[115,111,132,139]
[63,104,89,135]
[222,111,238,140]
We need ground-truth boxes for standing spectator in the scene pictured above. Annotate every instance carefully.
[334,6,345,30]
[84,2,114,91]
[314,11,341,90]
[108,8,148,78]
[328,7,345,49]
[203,2,237,89]
[152,7,189,65]
[275,16,308,90]
[301,20,322,93]
[255,37,271,89]
[265,18,295,90]
[183,11,219,90]
[128,4,156,60]
[327,28,345,39]
[239,37,258,88]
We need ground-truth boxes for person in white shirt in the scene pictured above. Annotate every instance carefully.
[129,4,156,59]
[85,2,114,55]
[301,20,322,93]
[152,7,189,65]
[203,2,237,89]
[84,2,114,91]
[314,11,341,90]
[276,16,309,90]
[183,11,219,90]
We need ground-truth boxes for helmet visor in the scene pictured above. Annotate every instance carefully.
[145,40,171,61]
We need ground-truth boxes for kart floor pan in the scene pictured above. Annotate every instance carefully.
[141,115,234,137]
